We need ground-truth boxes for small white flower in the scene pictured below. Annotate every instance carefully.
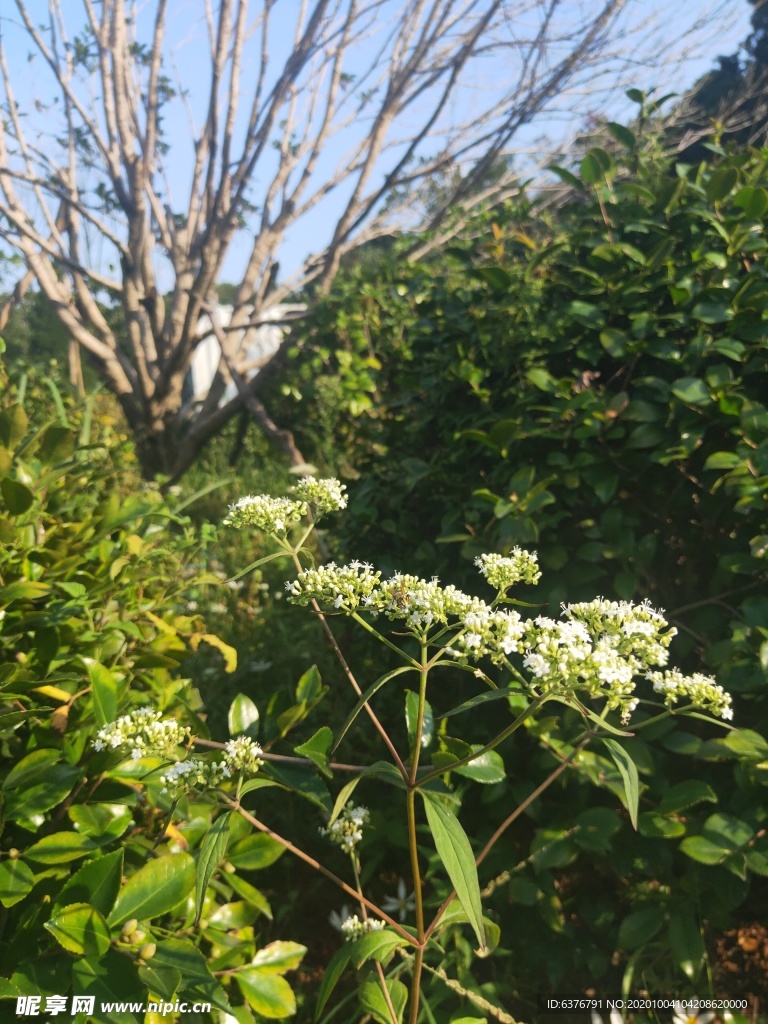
[591,1012,624,1024]
[381,878,416,922]
[329,905,353,932]
[672,1007,715,1024]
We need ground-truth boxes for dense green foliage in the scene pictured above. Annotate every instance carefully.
[0,363,314,1022]
[2,119,768,1023]
[272,136,768,1004]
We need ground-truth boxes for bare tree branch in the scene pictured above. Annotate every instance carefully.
[0,0,739,479]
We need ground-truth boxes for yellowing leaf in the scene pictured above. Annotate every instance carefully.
[191,633,237,673]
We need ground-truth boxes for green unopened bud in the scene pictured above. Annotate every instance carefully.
[223,861,236,874]
[132,930,146,945]
[138,943,156,960]
[121,919,138,938]
[8,849,19,859]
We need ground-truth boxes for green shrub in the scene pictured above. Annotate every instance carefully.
[0,363,308,1022]
[273,136,768,1003]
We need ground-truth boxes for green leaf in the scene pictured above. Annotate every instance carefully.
[705,166,737,202]
[599,329,628,357]
[573,807,621,853]
[137,964,182,1001]
[108,853,195,927]
[1,579,51,602]
[722,729,768,759]
[71,953,145,1024]
[658,780,717,815]
[87,662,118,727]
[420,791,485,949]
[349,930,407,969]
[637,812,686,839]
[0,405,28,447]
[55,849,124,917]
[526,367,558,392]
[68,803,131,840]
[733,185,768,217]
[151,938,232,1013]
[251,941,307,975]
[195,813,232,926]
[671,377,711,407]
[294,726,334,778]
[606,122,636,148]
[691,302,732,324]
[668,909,705,980]
[680,835,729,865]
[2,751,79,820]
[454,747,506,784]
[207,901,259,930]
[405,690,434,750]
[296,664,322,702]
[228,834,286,872]
[618,906,664,950]
[547,164,583,190]
[602,739,639,829]
[472,266,511,293]
[226,875,273,920]
[38,425,74,462]
[0,858,35,907]
[229,693,260,739]
[1,478,35,515]
[260,761,331,812]
[24,832,97,864]
[702,812,752,851]
[236,969,297,1019]
[314,944,352,1020]
[581,149,610,185]
[358,975,408,1024]
[45,902,111,957]
[703,451,741,471]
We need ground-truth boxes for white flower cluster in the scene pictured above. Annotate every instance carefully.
[291,477,348,516]
[93,707,191,760]
[517,599,679,721]
[159,738,263,796]
[158,757,231,796]
[449,605,526,663]
[648,669,733,720]
[340,915,386,942]
[224,736,264,773]
[475,549,541,590]
[320,802,370,852]
[224,493,307,533]
[279,542,732,725]
[286,561,381,611]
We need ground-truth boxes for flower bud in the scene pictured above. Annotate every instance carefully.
[8,849,19,859]
[223,861,236,874]
[138,943,156,960]
[121,919,138,938]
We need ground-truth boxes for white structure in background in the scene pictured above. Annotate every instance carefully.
[183,303,306,409]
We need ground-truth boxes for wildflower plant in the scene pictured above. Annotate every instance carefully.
[154,477,735,1024]
[79,477,738,1023]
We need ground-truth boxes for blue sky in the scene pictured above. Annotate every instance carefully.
[0,0,756,287]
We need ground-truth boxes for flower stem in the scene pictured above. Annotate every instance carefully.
[406,647,429,1024]
[288,550,408,779]
[406,789,425,1024]
[222,796,412,942]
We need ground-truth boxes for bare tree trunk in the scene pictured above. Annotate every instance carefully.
[0,0,734,479]
[68,339,84,397]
